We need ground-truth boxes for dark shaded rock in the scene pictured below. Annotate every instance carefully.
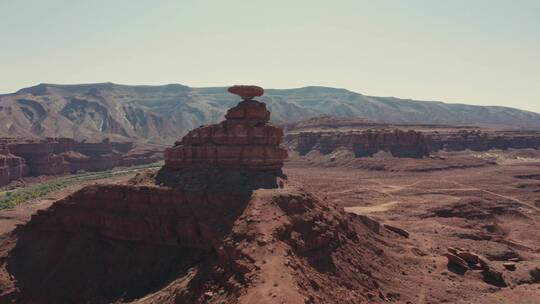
[482,267,507,287]
[155,167,285,192]
[383,224,410,238]
[444,253,469,270]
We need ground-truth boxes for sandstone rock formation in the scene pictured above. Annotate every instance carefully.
[0,182,404,304]
[0,138,162,186]
[0,87,425,303]
[445,247,507,287]
[164,85,287,171]
[296,129,431,158]
[428,130,540,152]
[0,152,27,186]
[1,184,250,303]
[290,126,540,159]
[228,85,264,100]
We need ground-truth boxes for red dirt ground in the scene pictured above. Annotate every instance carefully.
[0,150,539,303]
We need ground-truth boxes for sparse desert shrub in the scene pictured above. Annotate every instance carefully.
[0,162,161,210]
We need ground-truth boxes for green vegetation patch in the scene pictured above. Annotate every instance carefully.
[0,162,162,210]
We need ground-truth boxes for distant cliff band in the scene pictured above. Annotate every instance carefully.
[0,138,162,186]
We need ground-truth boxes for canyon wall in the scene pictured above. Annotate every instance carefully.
[295,130,431,158]
[292,129,540,158]
[0,138,162,186]
[0,152,27,186]
[429,130,540,151]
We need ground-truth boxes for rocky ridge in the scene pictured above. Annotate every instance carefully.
[0,181,405,304]
[1,83,540,145]
[286,117,540,159]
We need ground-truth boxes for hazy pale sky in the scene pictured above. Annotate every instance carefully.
[1,0,539,112]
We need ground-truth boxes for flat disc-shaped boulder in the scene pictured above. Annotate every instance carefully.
[228,85,264,100]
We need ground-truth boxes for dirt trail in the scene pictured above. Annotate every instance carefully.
[344,201,399,214]
[446,180,540,212]
[238,190,306,304]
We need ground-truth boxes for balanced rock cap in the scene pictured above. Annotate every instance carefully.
[228,85,264,100]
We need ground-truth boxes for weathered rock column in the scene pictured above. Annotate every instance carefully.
[164,85,288,171]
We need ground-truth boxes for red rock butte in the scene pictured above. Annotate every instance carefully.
[164,86,287,170]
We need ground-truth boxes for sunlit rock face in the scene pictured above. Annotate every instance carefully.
[164,85,288,171]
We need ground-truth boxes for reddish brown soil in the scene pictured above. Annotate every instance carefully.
[0,151,539,303]
[285,151,540,303]
[0,177,408,304]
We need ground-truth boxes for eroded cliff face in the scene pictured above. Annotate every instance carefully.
[0,138,162,186]
[2,184,251,303]
[429,130,540,151]
[0,181,401,304]
[292,128,540,159]
[0,152,27,186]
[296,129,431,158]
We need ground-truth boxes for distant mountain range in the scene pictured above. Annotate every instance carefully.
[0,83,539,144]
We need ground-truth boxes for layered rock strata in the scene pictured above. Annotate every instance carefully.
[293,128,540,159]
[296,129,431,158]
[0,184,249,303]
[0,182,400,304]
[164,86,287,171]
[0,153,27,186]
[0,138,162,186]
[428,130,540,151]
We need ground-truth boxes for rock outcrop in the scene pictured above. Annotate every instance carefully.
[429,130,540,152]
[0,138,162,186]
[7,141,70,176]
[0,182,403,304]
[164,85,287,171]
[1,184,250,303]
[296,129,431,158]
[0,152,27,186]
[445,247,507,287]
[292,128,540,159]
[227,85,264,100]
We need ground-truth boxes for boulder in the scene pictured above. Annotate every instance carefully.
[444,253,469,270]
[383,224,410,238]
[482,267,506,287]
[503,262,516,271]
[228,85,264,100]
[456,251,480,265]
